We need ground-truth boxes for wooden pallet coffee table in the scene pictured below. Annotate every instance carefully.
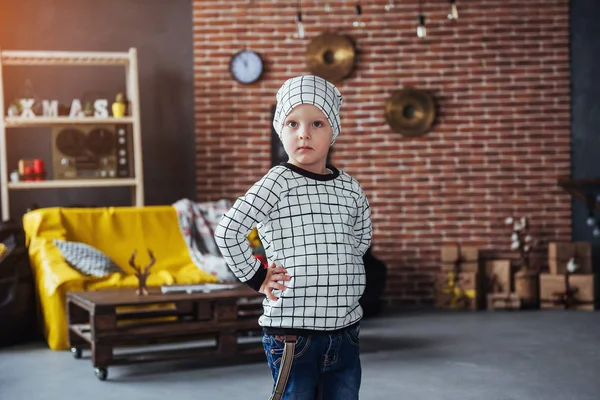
[66,285,264,380]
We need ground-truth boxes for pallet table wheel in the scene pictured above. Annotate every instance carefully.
[71,347,82,359]
[94,367,108,381]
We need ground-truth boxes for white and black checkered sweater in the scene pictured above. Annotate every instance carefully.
[214,163,372,335]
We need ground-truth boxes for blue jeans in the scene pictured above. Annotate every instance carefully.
[262,325,361,400]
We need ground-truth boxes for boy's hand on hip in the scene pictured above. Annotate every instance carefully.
[260,262,291,301]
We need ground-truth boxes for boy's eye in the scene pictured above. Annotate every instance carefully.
[286,121,298,128]
[312,121,324,128]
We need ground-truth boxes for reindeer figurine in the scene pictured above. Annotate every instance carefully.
[129,249,156,296]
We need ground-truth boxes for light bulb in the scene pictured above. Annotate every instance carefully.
[295,22,305,39]
[593,226,600,237]
[324,1,331,12]
[587,216,596,227]
[567,258,578,273]
[417,15,426,39]
[294,12,305,39]
[385,0,395,12]
[352,19,365,28]
[448,0,458,20]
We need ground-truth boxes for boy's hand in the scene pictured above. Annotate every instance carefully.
[259,262,291,301]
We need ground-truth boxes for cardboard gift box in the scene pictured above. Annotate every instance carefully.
[548,242,592,275]
[440,244,480,273]
[539,273,597,311]
[435,271,482,310]
[487,293,521,310]
[485,260,512,293]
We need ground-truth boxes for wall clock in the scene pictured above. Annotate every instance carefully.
[229,49,264,84]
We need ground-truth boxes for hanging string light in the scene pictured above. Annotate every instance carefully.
[324,1,331,12]
[417,0,427,39]
[417,15,427,38]
[587,210,596,227]
[293,0,305,39]
[244,0,253,49]
[448,0,458,20]
[593,195,600,237]
[384,0,395,12]
[353,2,366,28]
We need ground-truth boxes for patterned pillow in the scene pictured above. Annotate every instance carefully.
[53,239,122,277]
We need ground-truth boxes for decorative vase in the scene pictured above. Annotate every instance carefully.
[112,102,126,118]
[112,92,127,118]
[514,269,539,309]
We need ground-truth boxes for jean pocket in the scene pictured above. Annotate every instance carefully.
[263,335,311,367]
[292,336,311,358]
[344,325,360,347]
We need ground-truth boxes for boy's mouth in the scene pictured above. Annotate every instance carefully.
[298,146,313,150]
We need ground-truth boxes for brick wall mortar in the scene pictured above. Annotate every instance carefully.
[192,0,571,306]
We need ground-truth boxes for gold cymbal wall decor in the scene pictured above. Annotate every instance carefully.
[305,32,357,83]
[192,0,571,308]
[384,88,436,137]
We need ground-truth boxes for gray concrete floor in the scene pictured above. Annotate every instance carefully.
[1,310,599,400]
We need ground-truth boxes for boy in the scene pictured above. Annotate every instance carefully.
[214,75,372,400]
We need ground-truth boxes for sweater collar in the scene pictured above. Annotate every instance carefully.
[281,162,340,181]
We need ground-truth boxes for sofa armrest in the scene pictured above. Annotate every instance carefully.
[27,238,90,296]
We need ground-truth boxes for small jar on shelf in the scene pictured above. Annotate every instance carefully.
[18,158,46,181]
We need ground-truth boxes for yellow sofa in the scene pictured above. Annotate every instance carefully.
[23,206,219,351]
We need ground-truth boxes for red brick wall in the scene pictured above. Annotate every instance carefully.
[192,0,571,306]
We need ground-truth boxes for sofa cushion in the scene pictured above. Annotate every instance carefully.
[53,239,122,277]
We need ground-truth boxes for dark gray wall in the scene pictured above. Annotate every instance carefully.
[571,0,600,268]
[0,0,196,219]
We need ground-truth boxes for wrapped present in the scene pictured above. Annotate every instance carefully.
[484,260,512,293]
[487,293,521,310]
[435,271,482,310]
[548,242,592,275]
[539,273,596,311]
[440,244,480,273]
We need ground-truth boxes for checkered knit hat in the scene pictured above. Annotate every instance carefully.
[273,75,343,145]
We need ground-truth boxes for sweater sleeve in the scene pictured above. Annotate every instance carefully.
[354,187,372,256]
[214,170,283,291]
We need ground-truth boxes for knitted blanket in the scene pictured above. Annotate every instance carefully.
[172,199,237,282]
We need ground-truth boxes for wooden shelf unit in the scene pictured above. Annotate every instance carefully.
[0,48,145,221]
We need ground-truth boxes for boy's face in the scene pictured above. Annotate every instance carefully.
[281,104,333,174]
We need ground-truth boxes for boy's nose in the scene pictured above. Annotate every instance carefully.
[298,127,311,139]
